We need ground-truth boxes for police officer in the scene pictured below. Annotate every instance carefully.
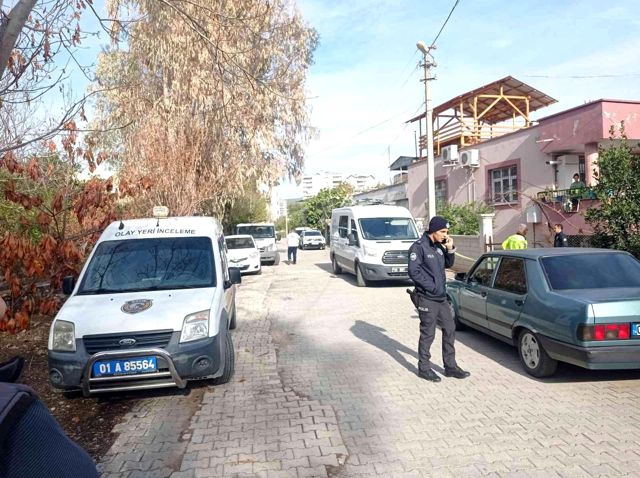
[553,223,568,247]
[408,216,470,382]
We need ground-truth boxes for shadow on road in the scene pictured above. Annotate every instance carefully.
[350,320,418,374]
[314,262,412,288]
[455,326,640,383]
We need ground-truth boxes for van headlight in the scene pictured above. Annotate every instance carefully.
[180,310,210,343]
[363,246,377,257]
[52,320,76,352]
[250,251,260,258]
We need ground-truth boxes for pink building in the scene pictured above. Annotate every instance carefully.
[407,78,640,247]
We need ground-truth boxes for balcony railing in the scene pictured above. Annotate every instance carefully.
[536,187,597,213]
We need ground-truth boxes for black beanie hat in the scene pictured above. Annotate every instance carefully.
[427,216,450,233]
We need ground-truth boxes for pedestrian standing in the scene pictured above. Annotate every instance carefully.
[501,224,528,250]
[553,223,568,247]
[286,230,300,264]
[408,216,470,382]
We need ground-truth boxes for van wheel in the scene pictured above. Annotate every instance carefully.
[229,302,237,330]
[518,329,557,378]
[356,263,369,287]
[332,255,342,274]
[213,331,235,385]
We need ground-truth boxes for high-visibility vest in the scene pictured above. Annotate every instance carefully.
[501,234,528,250]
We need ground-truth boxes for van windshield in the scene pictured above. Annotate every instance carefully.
[237,225,275,238]
[358,218,418,240]
[77,237,215,294]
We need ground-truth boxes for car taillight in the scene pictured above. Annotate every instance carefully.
[578,323,630,341]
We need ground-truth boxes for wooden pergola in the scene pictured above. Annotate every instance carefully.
[407,76,557,155]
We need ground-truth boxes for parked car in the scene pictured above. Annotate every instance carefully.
[446,248,640,377]
[225,234,261,274]
[299,229,326,250]
[330,205,418,287]
[236,222,280,265]
[48,209,241,396]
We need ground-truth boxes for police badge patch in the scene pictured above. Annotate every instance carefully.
[121,299,153,314]
[410,252,417,261]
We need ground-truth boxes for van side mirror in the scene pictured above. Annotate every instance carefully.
[62,276,76,295]
[454,272,467,282]
[348,233,358,247]
[226,267,242,288]
[276,233,281,241]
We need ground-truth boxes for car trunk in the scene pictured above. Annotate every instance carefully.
[553,288,640,323]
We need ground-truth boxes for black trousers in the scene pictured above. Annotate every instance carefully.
[287,246,297,263]
[416,296,457,372]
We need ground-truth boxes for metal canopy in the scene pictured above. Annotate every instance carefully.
[408,76,557,125]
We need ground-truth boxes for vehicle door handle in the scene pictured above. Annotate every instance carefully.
[515,299,524,306]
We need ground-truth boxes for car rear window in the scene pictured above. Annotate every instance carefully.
[541,253,640,290]
[226,237,254,249]
[305,231,322,236]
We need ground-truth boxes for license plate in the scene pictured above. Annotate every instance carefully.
[632,323,640,337]
[391,266,407,273]
[92,357,157,377]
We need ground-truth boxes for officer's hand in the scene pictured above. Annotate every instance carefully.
[444,236,454,250]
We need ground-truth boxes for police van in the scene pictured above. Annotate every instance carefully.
[47,207,241,396]
[330,205,419,286]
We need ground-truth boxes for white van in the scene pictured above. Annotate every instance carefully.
[330,205,419,286]
[236,223,280,265]
[47,209,241,396]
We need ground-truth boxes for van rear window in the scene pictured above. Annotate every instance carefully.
[77,237,215,294]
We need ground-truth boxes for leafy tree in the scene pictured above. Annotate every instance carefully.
[0,126,148,333]
[437,201,494,235]
[286,201,306,230]
[94,0,318,217]
[585,126,640,257]
[222,188,269,234]
[303,183,353,231]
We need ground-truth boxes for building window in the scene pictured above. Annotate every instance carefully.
[490,165,518,204]
[435,179,447,207]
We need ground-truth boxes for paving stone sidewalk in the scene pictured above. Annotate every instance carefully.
[99,246,640,478]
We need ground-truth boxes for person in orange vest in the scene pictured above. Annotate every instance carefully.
[502,224,528,250]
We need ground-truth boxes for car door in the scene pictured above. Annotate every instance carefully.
[335,215,350,268]
[486,257,528,338]
[458,256,499,329]
[219,236,234,316]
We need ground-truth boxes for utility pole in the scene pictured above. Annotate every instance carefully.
[417,41,436,220]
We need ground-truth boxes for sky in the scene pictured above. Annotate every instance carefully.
[276,0,640,198]
[29,0,640,197]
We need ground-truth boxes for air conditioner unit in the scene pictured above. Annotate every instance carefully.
[441,145,459,163]
[557,154,580,165]
[460,149,479,168]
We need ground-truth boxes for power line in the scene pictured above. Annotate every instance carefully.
[430,0,461,48]
[525,73,640,79]
[314,104,421,155]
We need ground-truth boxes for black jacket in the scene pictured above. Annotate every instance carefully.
[408,233,455,302]
[554,232,568,247]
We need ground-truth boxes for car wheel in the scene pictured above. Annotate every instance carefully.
[356,263,368,287]
[229,302,237,330]
[256,267,262,275]
[448,299,465,331]
[517,329,557,378]
[213,330,235,385]
[331,255,342,274]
